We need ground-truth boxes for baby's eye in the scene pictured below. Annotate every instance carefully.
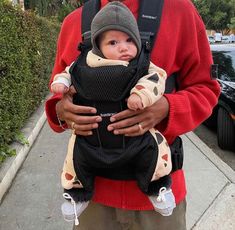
[109,40,117,45]
[127,37,134,43]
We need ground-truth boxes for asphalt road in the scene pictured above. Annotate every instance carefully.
[193,124,235,170]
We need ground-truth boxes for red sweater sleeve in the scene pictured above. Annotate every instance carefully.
[152,0,220,143]
[163,33,220,139]
[45,8,82,132]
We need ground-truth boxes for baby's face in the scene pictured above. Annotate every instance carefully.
[99,30,138,61]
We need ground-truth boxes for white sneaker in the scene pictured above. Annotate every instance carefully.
[61,193,89,225]
[149,187,176,216]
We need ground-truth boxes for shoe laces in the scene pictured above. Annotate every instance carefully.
[156,187,167,202]
[63,193,79,225]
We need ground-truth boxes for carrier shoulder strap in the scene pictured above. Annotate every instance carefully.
[81,0,100,47]
[137,0,164,52]
[137,0,178,92]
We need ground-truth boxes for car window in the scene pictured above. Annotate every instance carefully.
[212,51,235,82]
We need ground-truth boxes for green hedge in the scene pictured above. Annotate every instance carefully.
[0,1,60,162]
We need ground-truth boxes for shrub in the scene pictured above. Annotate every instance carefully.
[57,2,76,22]
[0,1,60,162]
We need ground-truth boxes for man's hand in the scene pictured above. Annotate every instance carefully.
[107,96,169,136]
[56,86,102,136]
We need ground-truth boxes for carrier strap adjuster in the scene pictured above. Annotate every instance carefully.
[82,31,91,42]
[77,42,88,51]
[140,32,153,52]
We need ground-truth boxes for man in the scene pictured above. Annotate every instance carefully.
[45,0,220,229]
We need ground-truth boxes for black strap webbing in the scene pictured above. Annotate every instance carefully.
[137,0,164,51]
[81,0,100,46]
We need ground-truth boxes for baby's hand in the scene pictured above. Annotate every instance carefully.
[51,83,69,94]
[127,94,144,111]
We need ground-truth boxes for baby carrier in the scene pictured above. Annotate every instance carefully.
[68,0,183,201]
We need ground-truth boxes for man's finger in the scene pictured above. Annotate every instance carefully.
[110,109,139,122]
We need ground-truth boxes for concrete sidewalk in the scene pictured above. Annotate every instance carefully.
[0,103,234,230]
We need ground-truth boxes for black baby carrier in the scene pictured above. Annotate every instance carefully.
[67,0,183,202]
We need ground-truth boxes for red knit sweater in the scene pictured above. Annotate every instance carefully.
[45,0,220,210]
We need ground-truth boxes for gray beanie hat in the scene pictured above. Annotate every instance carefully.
[91,1,141,57]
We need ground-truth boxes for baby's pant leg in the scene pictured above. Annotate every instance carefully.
[61,133,83,190]
[149,129,172,181]
[134,129,172,195]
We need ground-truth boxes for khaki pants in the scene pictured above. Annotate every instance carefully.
[73,200,186,230]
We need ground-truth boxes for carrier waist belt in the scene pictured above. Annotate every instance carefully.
[89,136,184,180]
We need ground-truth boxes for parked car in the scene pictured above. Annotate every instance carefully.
[205,45,235,151]
[221,35,232,43]
[230,34,235,43]
[208,35,215,44]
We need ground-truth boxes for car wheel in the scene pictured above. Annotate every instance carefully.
[204,107,218,130]
[217,107,235,151]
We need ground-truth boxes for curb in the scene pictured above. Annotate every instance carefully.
[192,183,235,230]
[186,132,235,230]
[186,132,235,183]
[0,102,47,203]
